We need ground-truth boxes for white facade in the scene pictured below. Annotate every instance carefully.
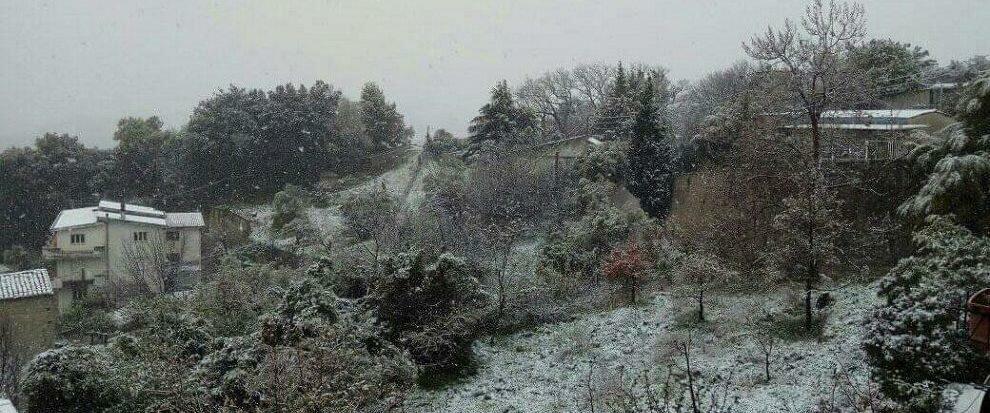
[44,201,204,312]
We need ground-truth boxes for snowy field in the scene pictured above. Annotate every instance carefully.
[405,284,879,413]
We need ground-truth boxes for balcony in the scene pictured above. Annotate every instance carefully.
[43,246,106,260]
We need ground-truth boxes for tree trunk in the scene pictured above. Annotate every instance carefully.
[804,280,813,331]
[764,352,771,382]
[809,112,821,163]
[697,289,705,322]
[683,342,700,413]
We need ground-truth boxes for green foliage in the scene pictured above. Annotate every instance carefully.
[578,140,628,183]
[95,116,171,199]
[20,345,131,413]
[423,128,463,159]
[958,74,990,138]
[863,216,990,407]
[900,75,990,233]
[171,81,342,205]
[259,277,338,346]
[625,78,675,218]
[0,133,104,250]
[846,39,936,96]
[467,80,537,155]
[360,82,413,151]
[230,241,301,267]
[538,185,644,285]
[368,249,491,379]
[271,183,309,232]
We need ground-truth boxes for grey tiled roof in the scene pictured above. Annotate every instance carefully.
[0,269,53,300]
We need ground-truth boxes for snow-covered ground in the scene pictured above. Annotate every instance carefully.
[405,284,879,413]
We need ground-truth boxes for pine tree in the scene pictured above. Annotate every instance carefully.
[625,78,675,218]
[360,82,411,151]
[594,62,635,138]
[466,80,534,155]
[899,74,990,233]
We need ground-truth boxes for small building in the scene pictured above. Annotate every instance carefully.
[205,206,253,246]
[524,135,604,172]
[0,269,56,358]
[43,201,205,312]
[782,109,955,162]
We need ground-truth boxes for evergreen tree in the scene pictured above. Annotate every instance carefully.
[96,116,170,200]
[594,62,635,138]
[360,82,411,151]
[466,80,535,155]
[625,78,675,218]
[900,74,990,233]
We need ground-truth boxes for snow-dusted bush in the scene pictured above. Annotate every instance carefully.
[367,249,491,380]
[20,345,132,413]
[863,216,990,407]
[259,277,338,346]
[538,193,643,287]
[270,183,309,232]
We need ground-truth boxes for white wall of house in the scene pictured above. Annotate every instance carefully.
[50,219,203,312]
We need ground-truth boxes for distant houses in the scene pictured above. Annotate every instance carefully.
[0,268,56,359]
[43,201,205,312]
[779,108,954,162]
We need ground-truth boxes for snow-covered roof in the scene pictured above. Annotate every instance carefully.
[820,109,941,119]
[926,82,959,90]
[166,212,205,228]
[0,268,52,301]
[51,201,201,230]
[783,123,928,131]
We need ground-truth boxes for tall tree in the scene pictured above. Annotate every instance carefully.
[0,134,103,250]
[846,39,937,97]
[172,81,342,205]
[466,80,535,155]
[360,82,412,151]
[96,116,170,200]
[625,79,675,218]
[744,0,867,162]
[594,62,635,138]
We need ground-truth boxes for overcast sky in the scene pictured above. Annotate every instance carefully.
[1,0,987,149]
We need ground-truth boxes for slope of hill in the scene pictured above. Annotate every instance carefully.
[405,284,879,412]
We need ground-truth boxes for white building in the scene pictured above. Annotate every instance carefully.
[43,201,204,312]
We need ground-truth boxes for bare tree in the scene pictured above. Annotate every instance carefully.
[674,251,729,323]
[743,0,867,162]
[113,231,183,304]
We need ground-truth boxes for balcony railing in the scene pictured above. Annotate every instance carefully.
[42,246,106,260]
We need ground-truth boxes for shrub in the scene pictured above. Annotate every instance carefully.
[340,186,400,255]
[367,249,491,380]
[271,184,309,231]
[863,216,990,407]
[20,345,130,413]
[259,277,338,346]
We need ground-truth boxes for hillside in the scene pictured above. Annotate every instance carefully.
[406,284,879,412]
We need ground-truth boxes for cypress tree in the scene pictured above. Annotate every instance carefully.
[626,77,675,218]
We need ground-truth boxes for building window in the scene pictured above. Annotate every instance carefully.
[70,233,85,244]
[133,231,148,241]
[166,231,180,241]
